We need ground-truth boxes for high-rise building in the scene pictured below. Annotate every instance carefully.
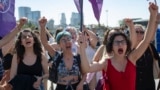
[18,7,41,26]
[18,7,31,19]
[60,13,67,28]
[47,19,54,31]
[30,11,41,26]
[70,12,80,27]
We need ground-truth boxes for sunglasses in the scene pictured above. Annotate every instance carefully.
[60,37,72,43]
[21,35,33,39]
[113,40,127,46]
[136,31,144,34]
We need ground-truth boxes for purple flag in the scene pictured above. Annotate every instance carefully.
[0,0,16,37]
[74,0,81,13]
[89,0,103,22]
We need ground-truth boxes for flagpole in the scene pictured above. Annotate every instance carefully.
[79,0,83,32]
[154,0,157,5]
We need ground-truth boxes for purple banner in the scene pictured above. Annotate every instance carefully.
[89,0,103,22]
[0,0,16,37]
[74,0,81,13]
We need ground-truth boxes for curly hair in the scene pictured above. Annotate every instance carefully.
[103,28,122,45]
[106,32,131,54]
[15,29,43,61]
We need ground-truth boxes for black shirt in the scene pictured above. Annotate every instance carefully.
[136,43,160,90]
[17,56,42,76]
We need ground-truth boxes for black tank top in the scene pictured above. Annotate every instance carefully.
[17,56,42,76]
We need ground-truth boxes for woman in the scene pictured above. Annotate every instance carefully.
[39,17,85,90]
[0,17,26,79]
[0,17,27,90]
[81,27,99,90]
[64,26,79,55]
[92,28,121,89]
[132,15,160,90]
[78,3,158,90]
[10,29,49,90]
[93,28,122,63]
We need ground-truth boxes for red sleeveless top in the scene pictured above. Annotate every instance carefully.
[103,59,136,90]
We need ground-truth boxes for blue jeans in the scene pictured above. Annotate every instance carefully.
[39,82,45,90]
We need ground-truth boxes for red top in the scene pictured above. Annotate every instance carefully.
[103,59,136,90]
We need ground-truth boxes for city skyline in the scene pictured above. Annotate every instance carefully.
[15,0,160,27]
[18,6,81,28]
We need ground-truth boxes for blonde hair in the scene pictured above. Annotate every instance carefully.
[134,24,145,31]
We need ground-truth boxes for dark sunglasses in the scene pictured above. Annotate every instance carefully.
[113,40,127,46]
[136,31,144,34]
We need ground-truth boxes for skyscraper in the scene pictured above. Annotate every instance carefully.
[70,12,80,27]
[18,7,31,19]
[31,11,41,26]
[18,7,41,26]
[47,19,54,31]
[60,13,67,28]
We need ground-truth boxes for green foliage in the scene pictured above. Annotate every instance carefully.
[22,22,36,30]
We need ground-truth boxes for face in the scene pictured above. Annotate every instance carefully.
[59,35,72,51]
[135,26,144,42]
[21,31,34,48]
[112,35,127,56]
[69,29,77,42]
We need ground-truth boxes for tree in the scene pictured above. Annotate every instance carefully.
[22,21,36,30]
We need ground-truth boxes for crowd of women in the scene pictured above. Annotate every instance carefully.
[0,2,160,90]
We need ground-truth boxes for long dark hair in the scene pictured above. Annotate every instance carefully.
[15,29,43,61]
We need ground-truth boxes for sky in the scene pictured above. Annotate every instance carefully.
[15,0,160,27]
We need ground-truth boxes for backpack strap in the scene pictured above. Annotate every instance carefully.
[54,52,63,69]
[74,54,81,69]
[150,43,160,68]
[49,52,63,83]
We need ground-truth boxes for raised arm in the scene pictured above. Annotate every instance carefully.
[129,3,158,64]
[151,13,160,41]
[78,32,106,73]
[83,27,98,49]
[124,18,137,49]
[92,45,105,62]
[2,38,15,56]
[45,29,54,44]
[0,17,27,48]
[39,17,56,57]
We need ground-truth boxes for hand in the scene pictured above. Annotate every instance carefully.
[39,17,47,28]
[124,18,134,27]
[82,25,88,32]
[33,81,40,90]
[77,32,87,49]
[76,82,83,90]
[19,17,27,26]
[33,76,42,89]
[149,2,158,16]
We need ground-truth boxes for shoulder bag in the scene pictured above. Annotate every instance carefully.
[149,45,160,79]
